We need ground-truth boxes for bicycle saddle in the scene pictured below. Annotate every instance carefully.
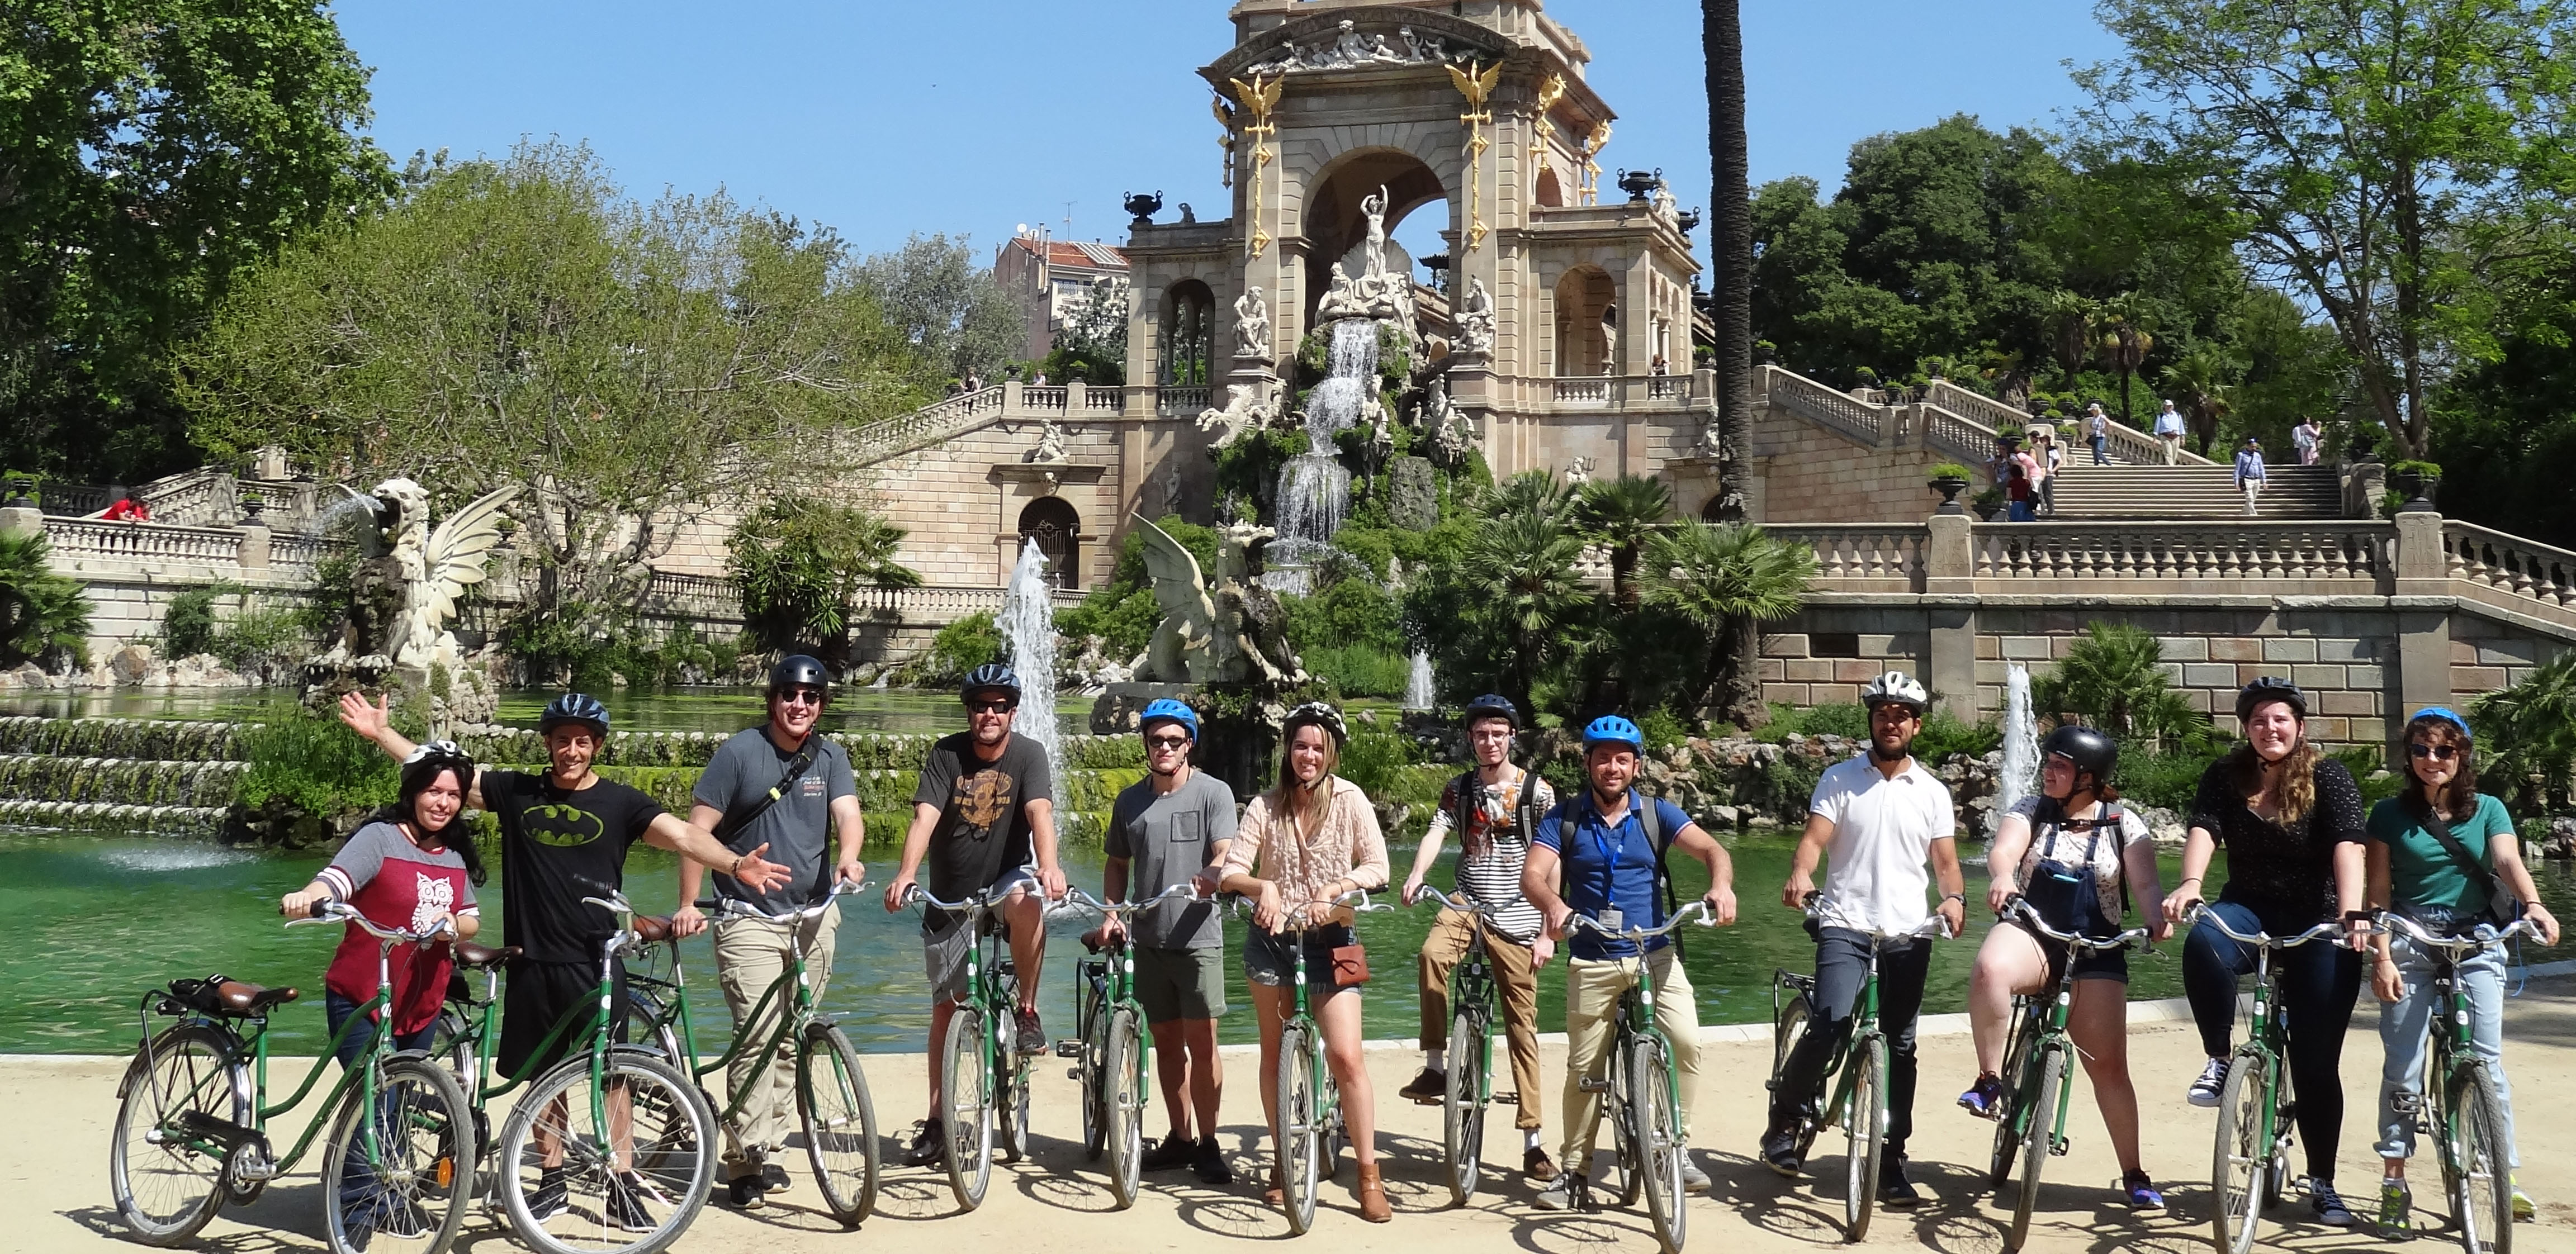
[171,977,298,1017]
[632,915,676,943]
[452,941,522,970]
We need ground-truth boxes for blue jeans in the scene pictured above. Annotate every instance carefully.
[2183,899,2363,1181]
[2007,500,2035,522]
[2090,435,2109,464]
[323,992,438,1238]
[2376,934,2517,1167]
[325,991,434,1070]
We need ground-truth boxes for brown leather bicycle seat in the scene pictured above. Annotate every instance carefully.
[452,942,520,970]
[216,981,298,1015]
[632,915,675,943]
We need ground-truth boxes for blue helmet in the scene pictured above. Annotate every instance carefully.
[539,692,610,739]
[2409,706,2473,740]
[1462,693,1519,730]
[1581,714,1644,754]
[1138,697,1199,738]
[961,663,1021,702]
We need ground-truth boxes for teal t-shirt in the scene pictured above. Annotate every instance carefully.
[2365,793,2513,913]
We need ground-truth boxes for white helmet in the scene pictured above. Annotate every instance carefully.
[1860,671,1929,714]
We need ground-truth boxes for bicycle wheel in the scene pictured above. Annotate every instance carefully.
[1628,1034,1689,1254]
[2447,1061,2512,1254]
[110,1024,242,1245]
[2210,1052,2269,1254]
[1276,1022,1321,1235]
[1102,1006,1145,1210]
[1607,1040,1644,1208]
[494,1051,714,1254]
[1841,1033,1887,1242]
[1077,962,1107,1162]
[797,1022,878,1227]
[1442,1007,1489,1205]
[940,1004,995,1210]
[320,1056,474,1254]
[1771,987,1811,1082]
[999,1060,1032,1164]
[2005,1045,2062,1253]
[1988,1003,2035,1187]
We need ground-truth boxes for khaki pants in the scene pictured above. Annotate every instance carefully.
[1417,908,1544,1131]
[1557,947,1702,1174]
[713,901,840,1177]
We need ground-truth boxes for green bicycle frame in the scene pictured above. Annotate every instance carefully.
[1815,962,1881,1132]
[1613,948,1685,1141]
[1448,923,1498,1110]
[2002,984,2081,1156]
[679,943,822,1129]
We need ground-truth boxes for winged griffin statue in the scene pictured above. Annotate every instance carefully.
[325,477,522,668]
[1131,513,1301,687]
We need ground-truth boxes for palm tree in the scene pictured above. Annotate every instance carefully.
[0,531,91,668]
[2473,652,2576,813]
[1574,473,1673,609]
[1462,510,1595,716]
[1483,468,1574,523]
[2030,623,2206,751]
[2043,291,2098,391]
[2096,294,2156,428]
[1704,0,1753,524]
[2163,344,2237,455]
[1645,520,1813,726]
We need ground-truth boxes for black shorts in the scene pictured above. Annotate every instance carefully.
[2010,919,2129,985]
[498,958,629,1081]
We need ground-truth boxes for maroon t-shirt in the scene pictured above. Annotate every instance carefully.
[319,820,479,1035]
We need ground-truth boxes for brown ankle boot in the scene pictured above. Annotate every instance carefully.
[1355,1163,1391,1223]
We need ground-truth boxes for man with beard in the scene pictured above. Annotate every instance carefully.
[671,655,866,1208]
[1760,671,1967,1208]
[882,663,1067,1167]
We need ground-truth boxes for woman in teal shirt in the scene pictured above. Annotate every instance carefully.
[2364,707,2559,1234]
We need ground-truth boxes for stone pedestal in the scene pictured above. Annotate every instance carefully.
[236,521,271,571]
[1089,681,1272,798]
[0,504,39,539]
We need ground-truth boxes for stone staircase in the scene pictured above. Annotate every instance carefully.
[2046,463,2345,521]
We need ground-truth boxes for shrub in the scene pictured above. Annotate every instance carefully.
[1303,644,1409,699]
[2033,623,2210,751]
[213,599,314,674]
[910,611,1003,688]
[0,530,91,667]
[1928,462,1976,482]
[236,710,401,816]
[1338,729,1426,799]
[161,585,226,658]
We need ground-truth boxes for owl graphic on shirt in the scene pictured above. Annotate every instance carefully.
[411,871,456,933]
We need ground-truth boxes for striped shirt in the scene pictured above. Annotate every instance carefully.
[1425,764,1553,942]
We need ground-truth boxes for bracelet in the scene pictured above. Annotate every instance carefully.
[2177,877,2203,887]
[728,853,744,877]
[1940,892,1964,904]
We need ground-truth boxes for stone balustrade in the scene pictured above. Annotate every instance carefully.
[1765,525,1928,592]
[1923,379,2208,467]
[45,518,255,567]
[1970,522,2393,591]
[2446,520,2576,617]
[1766,367,1884,445]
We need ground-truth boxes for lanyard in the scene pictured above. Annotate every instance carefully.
[1587,795,1630,906]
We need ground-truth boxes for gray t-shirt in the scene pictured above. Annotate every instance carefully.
[1105,770,1237,949]
[692,726,856,911]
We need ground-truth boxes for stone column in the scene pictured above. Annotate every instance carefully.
[1066,380,1088,411]
[1922,510,1980,718]
[2391,509,2452,740]
[236,521,271,572]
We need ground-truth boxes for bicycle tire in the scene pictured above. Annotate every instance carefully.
[1602,1038,1644,1208]
[1276,1022,1321,1235]
[1442,1006,1488,1205]
[1842,1033,1886,1242]
[797,1022,878,1227]
[1988,1001,2035,1188]
[999,1060,1032,1164]
[1630,1034,1689,1254]
[2449,1061,2512,1254]
[940,1004,994,1210]
[1103,1006,1145,1211]
[319,1056,475,1254]
[2211,1052,2269,1254]
[493,1051,714,1254]
[110,1024,240,1246]
[2005,1046,2062,1253]
[1075,961,1106,1162]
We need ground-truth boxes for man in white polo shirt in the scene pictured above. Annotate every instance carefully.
[1760,671,1966,1208]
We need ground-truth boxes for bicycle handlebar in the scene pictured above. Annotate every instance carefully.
[1800,890,1955,941]
[289,900,457,944]
[2000,896,2149,952]
[1061,883,1204,918]
[1566,899,1713,942]
[2374,911,2541,953]
[1216,886,1395,930]
[695,879,864,927]
[2182,904,2345,951]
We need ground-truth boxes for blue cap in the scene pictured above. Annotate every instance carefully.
[2409,706,2472,740]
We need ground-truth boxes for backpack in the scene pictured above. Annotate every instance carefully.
[1447,763,1543,896]
[1565,786,1680,954]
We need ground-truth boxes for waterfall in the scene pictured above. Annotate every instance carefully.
[1268,318,1379,592]
[1403,650,1434,711]
[998,538,1064,786]
[1996,663,2040,832]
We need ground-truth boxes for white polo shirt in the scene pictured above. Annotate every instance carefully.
[1808,753,1957,936]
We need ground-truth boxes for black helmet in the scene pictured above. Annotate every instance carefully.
[2234,677,2308,724]
[1282,700,1348,748]
[1461,693,1519,730]
[962,663,1021,703]
[2039,724,2118,787]
[539,692,610,739]
[769,654,833,699]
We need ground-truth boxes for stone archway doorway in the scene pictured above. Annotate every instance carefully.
[1017,497,1081,590]
[1300,147,1452,326]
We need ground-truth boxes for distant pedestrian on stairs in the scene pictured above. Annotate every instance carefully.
[2235,437,2267,516]
[2294,417,2321,467]
[2154,401,2186,465]
[2031,426,2063,518]
[2087,403,2112,465]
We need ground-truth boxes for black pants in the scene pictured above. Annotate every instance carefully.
[1769,928,1933,1157]
[2183,897,2364,1181]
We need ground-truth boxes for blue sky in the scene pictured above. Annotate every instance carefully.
[337,1,2123,266]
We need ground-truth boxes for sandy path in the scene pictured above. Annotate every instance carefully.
[18,986,2576,1253]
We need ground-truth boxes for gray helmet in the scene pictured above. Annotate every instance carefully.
[768,654,832,699]
[1860,671,1930,715]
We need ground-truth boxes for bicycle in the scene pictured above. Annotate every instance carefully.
[903,884,1051,1210]
[1413,885,1520,1205]
[1765,892,1948,1243]
[1565,901,1714,1254]
[2377,911,2540,1253]
[2185,904,2346,1254]
[1057,883,1201,1210]
[1983,897,2151,1253]
[670,881,879,1226]
[1232,887,1396,1237]
[110,904,475,1254]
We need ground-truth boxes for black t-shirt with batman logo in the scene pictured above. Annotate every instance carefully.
[485,770,667,963]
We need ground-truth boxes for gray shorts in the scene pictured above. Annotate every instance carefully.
[1134,946,1228,1024]
[921,864,1040,998]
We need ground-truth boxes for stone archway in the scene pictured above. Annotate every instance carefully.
[1299,146,1451,330]
[1536,168,1565,208]
[1555,266,1617,377]
[1162,279,1216,386]
[1017,497,1081,590]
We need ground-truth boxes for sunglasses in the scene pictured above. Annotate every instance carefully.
[776,687,826,707]
[2407,743,2460,762]
[967,699,1017,715]
[1145,734,1192,750]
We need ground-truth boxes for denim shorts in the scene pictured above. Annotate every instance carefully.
[1243,923,1357,993]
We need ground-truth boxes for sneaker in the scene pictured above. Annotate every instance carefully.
[525,1165,567,1223]
[761,1161,790,1194]
[727,1173,768,1209]
[2513,1178,2535,1222]
[2376,1177,2411,1237]
[1192,1137,1234,1185]
[2124,1170,2165,1211]
[2309,1178,2356,1227]
[1142,1131,1196,1172]
[1533,1172,1581,1212]
[607,1172,659,1234]
[1398,1067,1446,1104]
[903,1119,947,1168]
[1523,1147,1559,1182]
[1958,1073,2005,1120]
[2186,1057,2229,1108]
[1679,1153,1711,1190]
[1015,1008,1046,1057]
[1759,1124,1804,1178]
[1878,1156,1922,1210]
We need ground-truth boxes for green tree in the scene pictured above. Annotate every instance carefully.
[1573,473,1672,610]
[728,495,922,669]
[853,232,1028,384]
[2472,650,2576,812]
[1705,0,1755,524]
[1644,520,1813,726]
[181,142,928,619]
[2080,0,2576,459]
[1,0,395,483]
[1039,276,1130,386]
[1483,468,1575,524]
[2030,623,2207,750]
[2096,294,2157,428]
[2162,343,2238,455]
[1450,512,1595,716]
[0,531,92,667]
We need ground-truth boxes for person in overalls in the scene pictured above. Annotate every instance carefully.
[1957,725,2172,1210]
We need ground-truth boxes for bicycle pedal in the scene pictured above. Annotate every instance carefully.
[1067,1067,1083,1081]
[1054,1040,1082,1058]
[1493,1090,1519,1105]
[1577,1076,1609,1093]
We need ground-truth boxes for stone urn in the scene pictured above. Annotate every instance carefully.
[1973,496,2007,522]
[1124,190,1163,226]
[239,492,266,521]
[1618,168,1661,201]
[1928,476,1971,514]
[2396,467,2442,512]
